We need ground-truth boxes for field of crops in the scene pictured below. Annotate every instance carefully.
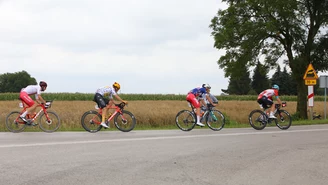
[0,93,327,132]
[1,92,328,101]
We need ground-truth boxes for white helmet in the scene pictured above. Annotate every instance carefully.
[202,84,211,89]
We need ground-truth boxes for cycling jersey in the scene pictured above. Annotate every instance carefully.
[96,86,117,99]
[189,87,207,97]
[21,85,42,99]
[257,89,279,100]
[19,85,42,107]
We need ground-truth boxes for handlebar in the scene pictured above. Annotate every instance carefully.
[115,102,127,109]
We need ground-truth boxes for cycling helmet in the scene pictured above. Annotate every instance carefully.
[113,82,121,90]
[39,81,47,87]
[272,84,279,90]
[202,83,211,89]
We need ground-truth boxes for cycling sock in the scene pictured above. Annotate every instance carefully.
[21,111,28,117]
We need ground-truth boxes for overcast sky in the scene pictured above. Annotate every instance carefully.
[0,0,229,95]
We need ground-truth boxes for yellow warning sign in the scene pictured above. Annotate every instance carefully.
[305,79,316,86]
[303,63,318,80]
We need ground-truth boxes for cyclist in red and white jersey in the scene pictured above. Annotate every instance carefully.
[257,84,282,119]
[19,81,48,122]
[93,82,127,128]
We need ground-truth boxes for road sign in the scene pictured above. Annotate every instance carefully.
[303,63,318,80]
[305,79,317,85]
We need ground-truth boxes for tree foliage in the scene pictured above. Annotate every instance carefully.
[221,61,251,95]
[210,0,328,119]
[251,61,270,94]
[0,71,37,93]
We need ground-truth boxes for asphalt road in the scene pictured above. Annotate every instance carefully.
[1,125,328,185]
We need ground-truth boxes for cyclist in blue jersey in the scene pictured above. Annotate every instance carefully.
[186,84,213,126]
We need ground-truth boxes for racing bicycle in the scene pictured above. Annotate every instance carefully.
[248,102,292,130]
[5,100,61,133]
[81,102,136,133]
[175,102,225,131]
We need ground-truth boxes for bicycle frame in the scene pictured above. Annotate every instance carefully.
[17,100,51,124]
[94,103,127,125]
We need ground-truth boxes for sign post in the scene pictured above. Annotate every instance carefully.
[303,63,318,120]
[319,75,328,119]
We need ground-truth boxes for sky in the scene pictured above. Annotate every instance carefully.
[0,0,230,95]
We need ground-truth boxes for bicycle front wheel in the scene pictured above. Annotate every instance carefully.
[206,110,225,131]
[39,111,61,133]
[249,110,267,130]
[81,110,102,133]
[274,110,292,130]
[114,110,136,132]
[175,110,196,131]
[5,111,27,133]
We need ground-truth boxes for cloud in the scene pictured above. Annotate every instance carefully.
[0,0,229,95]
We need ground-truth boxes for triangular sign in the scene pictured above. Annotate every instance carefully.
[303,63,318,80]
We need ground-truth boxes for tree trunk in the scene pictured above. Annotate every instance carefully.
[296,79,308,119]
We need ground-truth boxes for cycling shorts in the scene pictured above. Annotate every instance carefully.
[19,91,35,107]
[186,93,200,108]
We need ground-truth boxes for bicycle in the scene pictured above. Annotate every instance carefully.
[81,102,136,133]
[5,100,61,133]
[175,102,225,131]
[248,102,292,130]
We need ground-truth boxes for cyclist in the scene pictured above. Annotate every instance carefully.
[200,84,218,107]
[257,84,282,119]
[93,82,127,128]
[19,81,48,123]
[186,84,212,127]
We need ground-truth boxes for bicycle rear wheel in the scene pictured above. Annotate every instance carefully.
[175,110,196,131]
[114,110,136,132]
[81,110,102,133]
[274,110,292,130]
[249,110,267,130]
[39,111,61,133]
[206,110,225,131]
[5,111,27,133]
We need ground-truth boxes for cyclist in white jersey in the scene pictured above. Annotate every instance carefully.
[93,82,127,128]
[19,81,48,123]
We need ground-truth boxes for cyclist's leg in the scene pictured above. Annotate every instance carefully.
[187,93,203,126]
[19,92,36,120]
[262,97,275,118]
[94,93,109,128]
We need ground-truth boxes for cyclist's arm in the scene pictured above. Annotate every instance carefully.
[206,94,216,106]
[114,94,128,104]
[36,94,46,104]
[276,96,282,105]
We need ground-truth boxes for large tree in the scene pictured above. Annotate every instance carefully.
[210,0,328,119]
[0,71,37,93]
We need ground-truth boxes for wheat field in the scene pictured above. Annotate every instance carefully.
[0,100,324,131]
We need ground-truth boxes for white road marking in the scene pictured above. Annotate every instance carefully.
[1,128,328,148]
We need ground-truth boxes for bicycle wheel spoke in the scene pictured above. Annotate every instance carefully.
[39,111,61,132]
[206,110,225,131]
[249,110,267,130]
[175,110,196,131]
[5,111,26,133]
[114,110,136,132]
[275,110,292,130]
[81,111,102,133]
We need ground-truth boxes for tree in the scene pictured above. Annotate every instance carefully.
[221,63,251,95]
[210,0,328,119]
[251,61,270,94]
[0,71,37,93]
